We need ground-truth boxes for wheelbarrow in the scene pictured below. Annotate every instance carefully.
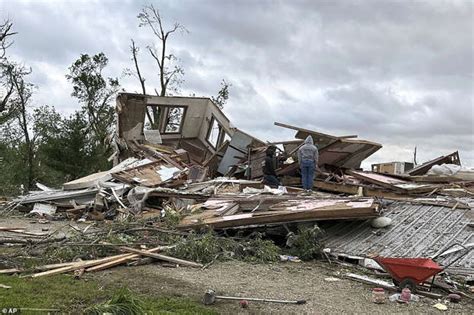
[374,243,471,292]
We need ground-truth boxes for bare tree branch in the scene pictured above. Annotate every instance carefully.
[0,20,17,60]
[130,39,146,95]
[137,5,187,97]
[148,46,162,69]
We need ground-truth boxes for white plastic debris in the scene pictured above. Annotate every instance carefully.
[324,277,341,282]
[427,164,461,176]
[371,216,392,228]
[279,255,301,262]
[389,293,419,303]
[30,203,57,216]
[433,303,447,311]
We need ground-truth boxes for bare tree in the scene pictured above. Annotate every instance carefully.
[7,63,35,188]
[137,4,187,97]
[0,19,16,60]
[128,39,147,95]
[0,20,17,117]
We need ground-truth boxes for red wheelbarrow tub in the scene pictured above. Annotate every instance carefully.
[374,257,444,285]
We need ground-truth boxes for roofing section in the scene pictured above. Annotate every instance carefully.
[323,201,473,275]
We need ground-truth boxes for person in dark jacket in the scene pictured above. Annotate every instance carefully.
[298,135,319,192]
[262,145,281,188]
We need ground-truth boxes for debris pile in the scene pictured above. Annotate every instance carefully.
[1,93,473,301]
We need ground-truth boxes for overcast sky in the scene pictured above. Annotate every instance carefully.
[2,0,473,168]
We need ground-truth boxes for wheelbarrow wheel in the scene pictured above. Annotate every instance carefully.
[399,278,417,292]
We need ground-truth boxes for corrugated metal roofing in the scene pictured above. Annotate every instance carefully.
[323,201,473,275]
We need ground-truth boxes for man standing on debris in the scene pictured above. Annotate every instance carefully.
[298,136,319,192]
[262,145,281,188]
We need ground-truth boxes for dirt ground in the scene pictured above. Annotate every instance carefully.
[2,216,473,314]
[93,261,473,314]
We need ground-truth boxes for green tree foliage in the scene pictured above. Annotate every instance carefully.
[36,110,99,182]
[0,125,28,195]
[211,79,231,109]
[66,52,120,171]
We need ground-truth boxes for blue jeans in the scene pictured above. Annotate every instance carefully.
[300,159,315,190]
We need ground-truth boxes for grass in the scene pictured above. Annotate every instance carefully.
[0,275,217,314]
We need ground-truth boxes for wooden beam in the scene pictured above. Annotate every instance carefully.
[85,247,164,272]
[30,254,132,277]
[0,268,22,274]
[274,122,358,140]
[120,247,203,268]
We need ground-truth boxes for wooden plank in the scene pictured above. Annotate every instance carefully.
[274,122,342,140]
[120,247,203,268]
[30,254,133,277]
[314,181,409,199]
[137,141,185,170]
[32,261,108,271]
[2,230,50,237]
[347,170,407,193]
[85,247,163,272]
[179,201,379,230]
[0,268,22,274]
[0,227,25,231]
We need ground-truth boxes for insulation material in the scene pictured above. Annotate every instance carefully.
[30,203,57,215]
[112,161,181,187]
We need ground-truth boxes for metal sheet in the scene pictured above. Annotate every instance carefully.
[217,130,254,175]
[323,201,474,275]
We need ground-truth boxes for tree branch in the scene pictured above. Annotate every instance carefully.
[130,39,146,95]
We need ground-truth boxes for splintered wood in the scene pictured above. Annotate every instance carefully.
[0,245,202,277]
[179,198,379,229]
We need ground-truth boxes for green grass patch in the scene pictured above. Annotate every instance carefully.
[0,275,217,314]
[0,274,104,312]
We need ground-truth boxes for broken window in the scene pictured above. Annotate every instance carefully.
[164,107,185,133]
[144,105,186,134]
[206,116,222,148]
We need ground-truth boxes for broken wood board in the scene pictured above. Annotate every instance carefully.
[347,170,436,194]
[85,247,164,272]
[0,227,26,231]
[120,247,203,268]
[274,122,382,169]
[179,198,379,229]
[30,247,164,277]
[0,268,22,275]
[112,160,181,187]
[280,177,415,199]
[63,157,152,190]
[408,151,460,176]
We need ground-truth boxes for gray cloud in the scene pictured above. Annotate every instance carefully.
[1,0,473,167]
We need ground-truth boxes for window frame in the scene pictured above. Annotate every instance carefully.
[144,105,187,134]
[206,115,225,149]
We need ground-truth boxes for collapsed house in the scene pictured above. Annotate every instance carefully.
[4,93,473,279]
[115,93,264,177]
